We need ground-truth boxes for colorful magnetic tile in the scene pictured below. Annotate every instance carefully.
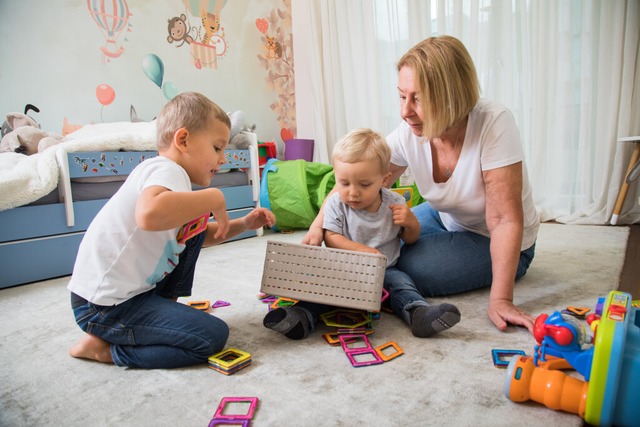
[212,300,231,308]
[270,297,297,309]
[336,327,374,335]
[375,341,404,362]
[208,358,252,370]
[187,300,210,310]
[208,358,251,370]
[209,361,251,376]
[324,329,375,346]
[339,334,373,353]
[208,419,250,427]
[337,327,362,334]
[208,348,251,370]
[566,306,590,316]
[259,294,278,304]
[211,358,250,372]
[346,348,384,367]
[320,309,371,328]
[380,288,389,303]
[322,332,345,346]
[491,349,526,368]
[213,397,259,420]
[177,214,208,244]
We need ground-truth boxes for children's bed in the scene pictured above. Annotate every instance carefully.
[0,122,261,289]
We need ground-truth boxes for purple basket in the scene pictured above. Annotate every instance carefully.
[284,138,314,161]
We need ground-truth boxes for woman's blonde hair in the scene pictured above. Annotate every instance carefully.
[397,35,480,138]
[156,91,230,150]
[333,128,390,174]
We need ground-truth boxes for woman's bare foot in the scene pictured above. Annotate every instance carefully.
[69,333,114,364]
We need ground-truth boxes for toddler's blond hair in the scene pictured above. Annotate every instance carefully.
[333,128,390,175]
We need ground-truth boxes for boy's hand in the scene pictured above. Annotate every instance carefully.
[302,225,324,246]
[358,246,383,255]
[211,208,230,239]
[390,204,417,227]
[324,230,381,255]
[391,204,420,244]
[243,208,276,230]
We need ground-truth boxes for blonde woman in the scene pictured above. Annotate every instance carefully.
[305,36,539,334]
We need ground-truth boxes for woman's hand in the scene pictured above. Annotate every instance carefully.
[487,298,535,334]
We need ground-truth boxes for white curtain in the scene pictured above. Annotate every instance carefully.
[291,0,640,224]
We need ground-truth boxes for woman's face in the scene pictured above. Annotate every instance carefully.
[397,65,424,136]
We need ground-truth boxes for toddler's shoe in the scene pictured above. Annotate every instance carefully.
[263,306,314,340]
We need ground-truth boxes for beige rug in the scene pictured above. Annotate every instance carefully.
[0,223,629,426]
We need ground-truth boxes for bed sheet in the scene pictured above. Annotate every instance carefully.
[0,121,157,211]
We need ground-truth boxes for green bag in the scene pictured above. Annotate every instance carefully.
[260,158,335,230]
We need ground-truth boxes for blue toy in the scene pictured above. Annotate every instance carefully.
[504,291,640,426]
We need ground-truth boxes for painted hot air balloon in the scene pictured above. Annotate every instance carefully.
[181,0,228,17]
[182,0,228,69]
[87,0,132,63]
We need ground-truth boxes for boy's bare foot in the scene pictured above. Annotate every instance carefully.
[69,333,114,364]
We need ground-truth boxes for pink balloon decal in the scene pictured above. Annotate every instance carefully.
[96,84,116,106]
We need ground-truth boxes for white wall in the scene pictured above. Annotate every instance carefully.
[0,0,293,149]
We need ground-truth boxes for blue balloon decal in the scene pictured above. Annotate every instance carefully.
[162,82,178,100]
[142,54,164,88]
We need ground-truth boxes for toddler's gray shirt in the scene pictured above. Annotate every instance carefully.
[323,188,406,267]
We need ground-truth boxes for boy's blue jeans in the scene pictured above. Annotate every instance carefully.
[388,202,535,314]
[70,231,229,369]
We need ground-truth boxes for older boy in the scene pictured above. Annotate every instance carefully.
[68,92,275,368]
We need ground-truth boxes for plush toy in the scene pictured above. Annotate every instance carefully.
[0,126,63,155]
[1,104,40,138]
[0,111,62,155]
[61,117,84,137]
[227,110,256,150]
[130,105,154,123]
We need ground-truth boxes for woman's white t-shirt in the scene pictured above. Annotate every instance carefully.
[387,99,539,250]
[68,156,192,306]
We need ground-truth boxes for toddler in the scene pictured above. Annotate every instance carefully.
[264,128,459,339]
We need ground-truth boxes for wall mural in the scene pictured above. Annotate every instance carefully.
[255,0,296,141]
[141,53,179,102]
[82,0,296,143]
[87,0,133,64]
[85,0,139,129]
[166,0,229,70]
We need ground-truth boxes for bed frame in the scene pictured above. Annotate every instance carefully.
[0,145,261,289]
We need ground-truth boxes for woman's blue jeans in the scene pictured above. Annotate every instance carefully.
[70,231,229,369]
[390,202,535,308]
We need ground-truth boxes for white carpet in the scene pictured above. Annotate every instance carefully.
[0,223,629,426]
